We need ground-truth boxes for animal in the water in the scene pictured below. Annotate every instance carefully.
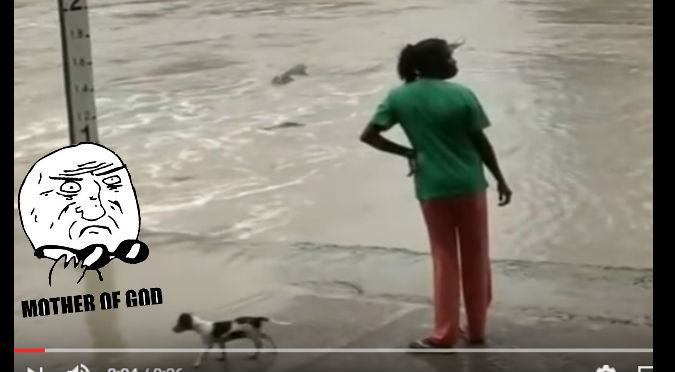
[262,121,306,130]
[271,64,308,85]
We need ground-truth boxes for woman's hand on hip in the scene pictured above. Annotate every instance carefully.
[406,150,418,177]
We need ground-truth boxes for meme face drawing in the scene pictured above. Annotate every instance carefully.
[18,143,149,285]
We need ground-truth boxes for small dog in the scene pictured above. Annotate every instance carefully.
[172,312,291,368]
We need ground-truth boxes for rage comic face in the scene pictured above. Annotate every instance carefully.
[18,143,141,263]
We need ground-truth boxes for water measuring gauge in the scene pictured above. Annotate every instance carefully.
[58,0,99,144]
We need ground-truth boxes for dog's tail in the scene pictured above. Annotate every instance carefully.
[259,317,293,326]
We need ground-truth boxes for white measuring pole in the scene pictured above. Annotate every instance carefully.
[57,0,99,144]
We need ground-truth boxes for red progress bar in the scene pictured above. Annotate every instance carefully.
[14,348,45,353]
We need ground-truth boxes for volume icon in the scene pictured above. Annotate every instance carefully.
[66,365,90,372]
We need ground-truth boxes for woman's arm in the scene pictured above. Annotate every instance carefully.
[469,130,512,206]
[360,124,417,176]
[360,124,414,159]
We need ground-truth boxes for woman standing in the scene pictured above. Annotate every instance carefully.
[360,38,512,349]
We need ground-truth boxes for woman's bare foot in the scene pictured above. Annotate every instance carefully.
[460,328,487,345]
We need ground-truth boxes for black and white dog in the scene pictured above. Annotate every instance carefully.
[172,313,291,368]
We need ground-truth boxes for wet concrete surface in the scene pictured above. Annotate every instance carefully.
[13,305,656,372]
[14,221,652,372]
[15,294,652,372]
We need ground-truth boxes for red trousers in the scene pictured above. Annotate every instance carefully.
[420,192,492,346]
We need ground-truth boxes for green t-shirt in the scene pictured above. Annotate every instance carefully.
[370,78,490,201]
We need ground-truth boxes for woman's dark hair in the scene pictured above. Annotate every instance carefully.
[397,38,455,83]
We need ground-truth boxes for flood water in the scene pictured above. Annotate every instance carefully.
[14,0,652,365]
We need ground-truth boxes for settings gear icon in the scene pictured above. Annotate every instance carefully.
[596,365,616,372]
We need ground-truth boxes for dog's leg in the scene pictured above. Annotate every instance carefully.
[246,331,264,360]
[193,343,213,369]
[260,332,277,349]
[216,341,227,362]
